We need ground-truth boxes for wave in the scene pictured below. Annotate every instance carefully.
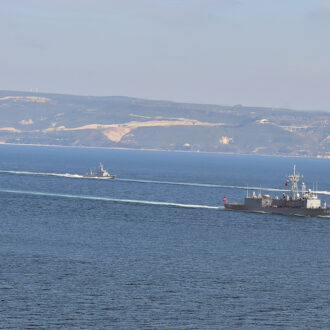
[314,190,330,196]
[0,188,219,210]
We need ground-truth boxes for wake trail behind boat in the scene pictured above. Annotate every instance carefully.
[117,178,290,193]
[0,169,84,179]
[1,169,330,195]
[0,188,219,210]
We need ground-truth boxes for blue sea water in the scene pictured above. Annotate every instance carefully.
[0,145,330,329]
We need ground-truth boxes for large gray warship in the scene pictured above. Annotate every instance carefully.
[223,165,330,217]
[83,163,116,179]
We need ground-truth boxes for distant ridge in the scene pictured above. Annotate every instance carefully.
[0,90,330,157]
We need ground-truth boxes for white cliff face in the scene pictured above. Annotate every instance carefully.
[0,96,50,103]
[219,136,233,145]
[39,119,225,143]
[20,119,34,125]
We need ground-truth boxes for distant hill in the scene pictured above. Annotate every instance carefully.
[0,90,330,157]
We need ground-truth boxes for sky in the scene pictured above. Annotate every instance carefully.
[1,0,330,110]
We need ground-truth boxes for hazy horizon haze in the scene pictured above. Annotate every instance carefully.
[1,0,330,111]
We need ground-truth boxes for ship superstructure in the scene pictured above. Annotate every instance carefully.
[83,163,116,179]
[224,165,330,217]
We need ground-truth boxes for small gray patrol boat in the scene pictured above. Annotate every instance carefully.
[83,163,116,179]
[223,165,330,217]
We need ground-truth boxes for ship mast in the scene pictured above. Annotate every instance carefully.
[287,165,302,200]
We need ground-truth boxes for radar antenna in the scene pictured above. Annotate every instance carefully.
[287,165,302,200]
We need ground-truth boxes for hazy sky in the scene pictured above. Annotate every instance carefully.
[1,0,330,110]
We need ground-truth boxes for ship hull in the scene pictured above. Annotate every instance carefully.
[224,203,330,218]
[83,175,116,179]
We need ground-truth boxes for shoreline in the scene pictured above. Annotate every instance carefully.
[0,142,329,160]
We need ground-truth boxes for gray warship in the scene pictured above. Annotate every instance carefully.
[83,163,116,179]
[224,165,330,217]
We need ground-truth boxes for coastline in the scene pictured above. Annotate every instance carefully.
[0,142,329,160]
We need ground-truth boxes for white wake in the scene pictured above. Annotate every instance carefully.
[1,169,330,195]
[0,188,219,210]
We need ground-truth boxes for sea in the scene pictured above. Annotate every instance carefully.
[0,144,329,329]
